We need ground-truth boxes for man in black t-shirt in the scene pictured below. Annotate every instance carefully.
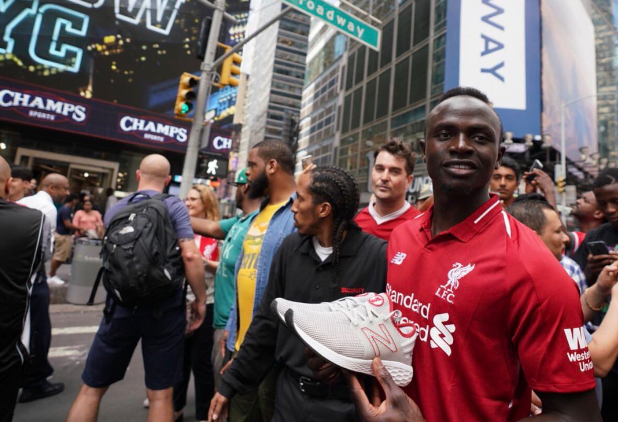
[48,195,81,285]
[0,157,45,421]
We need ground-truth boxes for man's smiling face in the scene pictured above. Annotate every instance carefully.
[422,95,504,196]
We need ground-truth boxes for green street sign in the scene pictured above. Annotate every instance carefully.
[282,0,381,51]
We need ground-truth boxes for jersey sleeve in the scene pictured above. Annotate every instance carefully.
[219,216,240,237]
[507,244,596,393]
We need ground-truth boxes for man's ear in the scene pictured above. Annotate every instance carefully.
[419,139,427,163]
[267,159,278,175]
[136,169,141,182]
[495,145,506,169]
[4,178,11,197]
[407,174,414,187]
[593,209,605,220]
[318,202,332,218]
[163,175,171,186]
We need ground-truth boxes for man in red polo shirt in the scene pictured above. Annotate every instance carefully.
[354,138,419,241]
[349,87,599,421]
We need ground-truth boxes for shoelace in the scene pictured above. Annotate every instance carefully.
[336,301,402,327]
[325,296,370,312]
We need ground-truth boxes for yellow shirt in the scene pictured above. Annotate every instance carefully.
[235,201,286,350]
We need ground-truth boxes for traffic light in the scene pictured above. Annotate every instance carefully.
[556,177,566,194]
[174,72,199,120]
[218,42,242,87]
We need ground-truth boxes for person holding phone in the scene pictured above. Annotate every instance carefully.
[523,161,558,209]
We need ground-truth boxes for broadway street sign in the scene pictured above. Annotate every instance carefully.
[282,0,381,51]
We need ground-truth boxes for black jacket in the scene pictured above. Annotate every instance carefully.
[220,229,387,398]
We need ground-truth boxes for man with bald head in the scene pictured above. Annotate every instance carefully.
[0,156,47,419]
[67,154,207,422]
[17,172,69,403]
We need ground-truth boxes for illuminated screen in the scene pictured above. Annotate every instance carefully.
[0,0,247,114]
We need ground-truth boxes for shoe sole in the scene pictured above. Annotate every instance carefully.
[286,309,413,387]
[18,384,65,403]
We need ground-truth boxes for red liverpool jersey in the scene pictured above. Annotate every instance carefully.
[355,202,419,241]
[387,195,595,421]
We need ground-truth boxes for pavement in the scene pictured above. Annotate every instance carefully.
[12,267,200,422]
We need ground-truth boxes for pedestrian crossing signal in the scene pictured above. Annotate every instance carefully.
[174,72,199,120]
[556,177,566,194]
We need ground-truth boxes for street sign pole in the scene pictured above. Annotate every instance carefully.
[179,0,225,199]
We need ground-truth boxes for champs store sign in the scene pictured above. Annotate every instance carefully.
[0,77,189,152]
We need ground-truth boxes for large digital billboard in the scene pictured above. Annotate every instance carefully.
[0,0,248,114]
[444,0,542,138]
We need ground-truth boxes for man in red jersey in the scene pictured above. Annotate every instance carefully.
[354,138,419,241]
[348,87,599,421]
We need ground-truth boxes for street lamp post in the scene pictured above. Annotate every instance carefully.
[559,92,615,208]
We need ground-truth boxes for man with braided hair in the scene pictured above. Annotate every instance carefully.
[209,166,388,422]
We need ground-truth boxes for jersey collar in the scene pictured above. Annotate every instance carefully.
[368,200,411,225]
[420,194,502,243]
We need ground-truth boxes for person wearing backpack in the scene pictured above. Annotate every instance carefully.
[66,154,207,422]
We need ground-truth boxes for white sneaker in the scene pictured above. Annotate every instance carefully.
[286,293,417,387]
[272,292,378,327]
[47,276,66,286]
[143,397,149,408]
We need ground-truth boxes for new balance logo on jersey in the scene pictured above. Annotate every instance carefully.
[430,313,456,356]
[564,327,587,350]
[361,324,398,356]
[391,252,407,265]
[435,262,475,303]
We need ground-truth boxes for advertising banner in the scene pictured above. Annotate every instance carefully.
[0,76,190,152]
[444,0,541,137]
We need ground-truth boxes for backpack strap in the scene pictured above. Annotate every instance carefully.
[87,267,105,306]
[152,193,172,202]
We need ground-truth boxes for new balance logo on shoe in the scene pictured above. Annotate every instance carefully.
[391,252,407,265]
[430,313,456,356]
[362,324,398,356]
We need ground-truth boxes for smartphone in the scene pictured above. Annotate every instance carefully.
[588,241,609,256]
[525,159,544,183]
[301,155,313,169]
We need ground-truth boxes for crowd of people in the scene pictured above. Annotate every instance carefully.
[0,86,617,422]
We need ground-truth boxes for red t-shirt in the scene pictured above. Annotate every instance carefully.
[387,195,595,421]
[355,203,419,241]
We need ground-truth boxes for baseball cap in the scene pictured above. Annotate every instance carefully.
[231,168,248,186]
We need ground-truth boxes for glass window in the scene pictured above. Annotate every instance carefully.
[364,77,377,125]
[351,87,363,131]
[410,45,428,105]
[431,34,446,96]
[355,46,366,86]
[413,0,430,45]
[393,58,410,112]
[434,0,447,32]
[391,105,425,129]
[342,94,352,134]
[361,121,388,153]
[367,49,378,76]
[396,5,412,57]
[346,52,355,91]
[380,20,394,68]
[376,69,391,119]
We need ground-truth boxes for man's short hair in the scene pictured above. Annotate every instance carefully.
[10,165,33,181]
[507,196,555,234]
[427,87,504,140]
[64,194,78,204]
[373,138,416,175]
[593,167,618,189]
[498,156,521,180]
[252,140,295,175]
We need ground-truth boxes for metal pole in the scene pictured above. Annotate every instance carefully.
[179,0,226,199]
[560,101,566,209]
